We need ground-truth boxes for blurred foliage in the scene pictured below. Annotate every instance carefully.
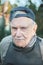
[0,0,1,5]
[0,5,2,12]
[36,5,43,38]
[12,4,17,8]
[6,2,12,13]
[0,16,5,41]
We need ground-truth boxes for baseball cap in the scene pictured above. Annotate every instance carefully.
[9,6,35,21]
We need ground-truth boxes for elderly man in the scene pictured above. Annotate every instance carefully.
[0,7,43,65]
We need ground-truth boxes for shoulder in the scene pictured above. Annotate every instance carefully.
[37,36,43,60]
[0,35,12,59]
[35,36,43,47]
[0,35,12,49]
[0,35,12,45]
[37,36,43,47]
[1,35,12,42]
[36,36,43,43]
[36,36,43,60]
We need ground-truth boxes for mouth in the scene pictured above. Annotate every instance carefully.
[15,38,25,40]
[15,39,24,40]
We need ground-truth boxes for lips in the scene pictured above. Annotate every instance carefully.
[14,38,24,40]
[15,39,24,40]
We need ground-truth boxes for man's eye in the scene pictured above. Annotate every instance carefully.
[12,27,17,30]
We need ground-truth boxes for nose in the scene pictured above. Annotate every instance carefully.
[16,29,22,37]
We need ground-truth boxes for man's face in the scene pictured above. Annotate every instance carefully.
[10,17,37,47]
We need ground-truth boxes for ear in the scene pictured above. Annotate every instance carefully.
[33,23,37,32]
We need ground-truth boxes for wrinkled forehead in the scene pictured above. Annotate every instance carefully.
[10,17,35,27]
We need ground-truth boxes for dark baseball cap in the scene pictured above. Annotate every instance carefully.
[9,6,35,21]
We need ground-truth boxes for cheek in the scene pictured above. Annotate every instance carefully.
[24,30,34,38]
[24,31,31,38]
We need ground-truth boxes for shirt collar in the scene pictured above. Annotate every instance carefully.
[26,34,37,48]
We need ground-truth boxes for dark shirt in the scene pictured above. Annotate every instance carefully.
[2,38,43,65]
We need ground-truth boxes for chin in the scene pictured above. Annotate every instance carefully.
[15,42,25,48]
